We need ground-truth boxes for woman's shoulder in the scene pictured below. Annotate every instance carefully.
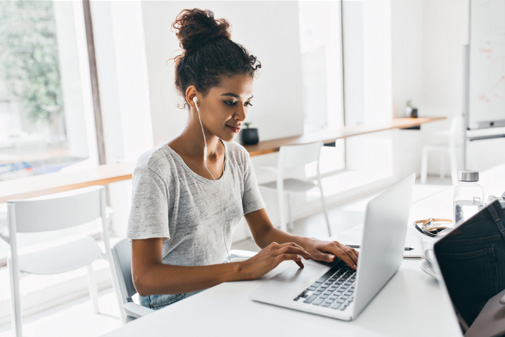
[225,141,249,159]
[135,143,175,173]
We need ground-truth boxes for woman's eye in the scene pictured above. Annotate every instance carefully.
[245,102,253,107]
[223,101,236,106]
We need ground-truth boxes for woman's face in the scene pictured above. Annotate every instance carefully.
[196,74,254,142]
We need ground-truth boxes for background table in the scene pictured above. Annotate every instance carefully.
[0,162,134,203]
[0,117,444,203]
[244,117,445,156]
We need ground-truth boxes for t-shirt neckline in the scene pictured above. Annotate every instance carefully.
[165,140,227,183]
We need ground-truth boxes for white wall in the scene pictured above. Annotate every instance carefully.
[91,1,153,164]
[141,1,305,146]
[390,0,425,177]
[391,0,424,118]
[393,0,505,176]
[91,1,154,235]
[344,0,396,175]
[422,0,469,119]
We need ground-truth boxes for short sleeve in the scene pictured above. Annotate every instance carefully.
[127,165,170,240]
[242,152,265,215]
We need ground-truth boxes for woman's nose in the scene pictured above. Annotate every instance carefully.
[234,105,247,121]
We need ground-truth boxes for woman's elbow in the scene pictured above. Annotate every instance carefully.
[132,270,151,296]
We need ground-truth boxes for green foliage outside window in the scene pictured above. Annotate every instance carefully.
[0,0,63,123]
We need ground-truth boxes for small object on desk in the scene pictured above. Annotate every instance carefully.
[420,258,439,280]
[345,244,414,251]
[240,122,259,145]
[405,99,418,118]
[413,218,453,237]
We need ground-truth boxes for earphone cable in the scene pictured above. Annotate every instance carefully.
[195,100,216,181]
[194,98,230,262]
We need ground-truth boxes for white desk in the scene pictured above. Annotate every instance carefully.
[102,165,505,337]
[102,259,459,337]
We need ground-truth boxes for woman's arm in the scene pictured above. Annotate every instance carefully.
[245,209,359,269]
[131,237,310,296]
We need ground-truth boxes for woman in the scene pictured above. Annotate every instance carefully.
[127,8,358,310]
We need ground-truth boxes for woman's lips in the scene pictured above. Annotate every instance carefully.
[227,125,241,133]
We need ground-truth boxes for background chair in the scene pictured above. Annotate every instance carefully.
[420,116,462,185]
[4,186,122,337]
[111,239,154,323]
[260,141,331,237]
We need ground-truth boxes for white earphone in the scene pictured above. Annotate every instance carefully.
[193,96,214,178]
[193,96,230,262]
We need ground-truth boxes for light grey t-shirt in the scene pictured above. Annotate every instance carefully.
[127,141,264,266]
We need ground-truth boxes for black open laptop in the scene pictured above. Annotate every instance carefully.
[434,200,505,337]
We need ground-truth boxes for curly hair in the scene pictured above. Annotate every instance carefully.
[172,8,261,101]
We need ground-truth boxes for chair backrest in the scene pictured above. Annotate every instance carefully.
[278,141,323,170]
[7,186,106,234]
[111,238,136,304]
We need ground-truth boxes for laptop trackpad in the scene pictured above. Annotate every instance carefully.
[274,261,329,282]
[250,260,331,302]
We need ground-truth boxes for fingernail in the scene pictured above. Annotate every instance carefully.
[330,255,335,261]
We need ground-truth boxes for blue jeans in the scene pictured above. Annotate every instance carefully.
[140,290,202,310]
[434,200,505,327]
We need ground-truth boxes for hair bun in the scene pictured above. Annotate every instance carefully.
[173,9,231,53]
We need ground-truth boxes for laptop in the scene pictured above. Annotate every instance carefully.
[433,200,505,337]
[249,174,415,320]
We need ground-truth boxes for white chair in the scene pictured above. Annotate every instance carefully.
[420,116,462,185]
[110,239,254,323]
[4,186,122,337]
[111,239,154,323]
[260,141,331,236]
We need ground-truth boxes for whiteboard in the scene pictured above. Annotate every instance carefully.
[469,0,505,129]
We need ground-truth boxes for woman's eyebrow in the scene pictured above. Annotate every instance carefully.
[221,93,254,100]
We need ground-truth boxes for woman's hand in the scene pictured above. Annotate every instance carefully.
[302,238,359,270]
[237,242,311,280]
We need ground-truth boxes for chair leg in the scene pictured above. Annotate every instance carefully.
[7,258,23,337]
[276,180,287,232]
[286,193,294,232]
[86,263,100,314]
[449,148,458,185]
[420,148,428,184]
[105,251,127,323]
[318,181,332,238]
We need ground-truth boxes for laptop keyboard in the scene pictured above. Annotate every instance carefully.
[293,263,356,311]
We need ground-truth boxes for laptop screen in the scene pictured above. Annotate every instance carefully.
[434,200,505,336]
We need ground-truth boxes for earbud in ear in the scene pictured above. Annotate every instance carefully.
[193,97,198,105]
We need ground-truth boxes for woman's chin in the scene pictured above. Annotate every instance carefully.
[220,134,238,143]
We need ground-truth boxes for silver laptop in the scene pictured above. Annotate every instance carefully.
[249,174,415,321]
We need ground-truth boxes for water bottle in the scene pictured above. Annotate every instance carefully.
[453,170,484,225]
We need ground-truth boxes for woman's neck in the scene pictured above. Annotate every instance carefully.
[169,128,222,159]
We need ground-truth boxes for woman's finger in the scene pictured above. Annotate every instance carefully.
[320,242,358,269]
[274,243,310,259]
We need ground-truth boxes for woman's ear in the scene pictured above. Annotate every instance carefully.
[186,86,198,109]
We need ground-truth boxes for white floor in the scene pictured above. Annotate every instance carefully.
[0,176,451,337]
[0,288,122,337]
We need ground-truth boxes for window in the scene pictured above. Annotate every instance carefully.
[298,1,345,174]
[0,0,97,181]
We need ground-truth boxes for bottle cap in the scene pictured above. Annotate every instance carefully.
[459,170,479,182]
